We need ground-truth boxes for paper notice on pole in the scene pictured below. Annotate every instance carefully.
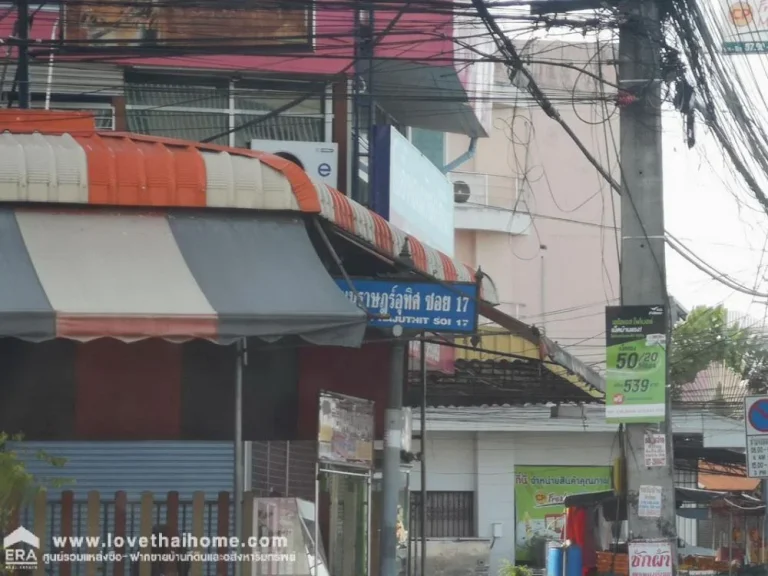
[638,485,662,518]
[747,435,768,477]
[644,433,667,467]
[629,541,673,576]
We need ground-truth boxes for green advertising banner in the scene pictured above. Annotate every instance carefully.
[515,466,612,561]
[605,305,667,424]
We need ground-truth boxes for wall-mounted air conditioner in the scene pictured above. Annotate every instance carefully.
[448,171,489,205]
[250,139,339,189]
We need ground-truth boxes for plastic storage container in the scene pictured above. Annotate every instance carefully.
[546,542,564,576]
[566,544,583,576]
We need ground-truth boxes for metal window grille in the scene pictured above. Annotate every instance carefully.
[251,440,317,502]
[30,102,116,130]
[409,491,475,538]
[125,81,325,146]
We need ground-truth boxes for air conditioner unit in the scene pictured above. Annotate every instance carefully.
[448,171,489,205]
[250,139,339,189]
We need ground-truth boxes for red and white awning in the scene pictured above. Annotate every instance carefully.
[0,113,498,305]
[0,206,367,344]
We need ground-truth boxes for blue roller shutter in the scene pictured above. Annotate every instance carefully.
[12,441,234,500]
[10,441,235,576]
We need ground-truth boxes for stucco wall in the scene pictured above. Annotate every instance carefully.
[449,41,620,369]
[410,431,616,573]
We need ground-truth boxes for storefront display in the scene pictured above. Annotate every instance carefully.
[515,465,612,562]
[316,391,374,576]
[325,472,370,576]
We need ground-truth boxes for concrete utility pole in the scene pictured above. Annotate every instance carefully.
[380,338,405,576]
[619,0,678,554]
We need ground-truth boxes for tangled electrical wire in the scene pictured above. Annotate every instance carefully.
[666,0,768,218]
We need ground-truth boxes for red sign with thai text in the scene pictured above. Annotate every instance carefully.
[629,541,673,576]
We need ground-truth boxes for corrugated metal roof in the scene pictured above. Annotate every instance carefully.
[478,305,605,393]
[443,328,603,405]
[454,330,539,360]
[698,463,759,492]
[414,406,746,443]
[0,111,495,302]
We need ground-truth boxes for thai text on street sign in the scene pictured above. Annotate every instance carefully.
[644,433,667,468]
[745,396,768,477]
[605,305,667,423]
[335,278,478,334]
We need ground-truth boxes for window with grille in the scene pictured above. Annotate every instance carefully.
[409,491,476,538]
[124,74,326,146]
[29,103,116,130]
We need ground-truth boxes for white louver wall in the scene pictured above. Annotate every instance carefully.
[2,63,125,97]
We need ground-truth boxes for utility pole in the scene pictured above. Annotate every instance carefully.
[619,0,678,556]
[17,0,30,109]
[380,337,405,576]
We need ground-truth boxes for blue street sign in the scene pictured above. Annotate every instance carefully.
[335,278,478,334]
[318,163,332,178]
[749,398,768,433]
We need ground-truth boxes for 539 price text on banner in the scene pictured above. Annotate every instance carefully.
[605,305,667,424]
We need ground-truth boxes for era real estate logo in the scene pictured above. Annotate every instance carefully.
[3,526,40,569]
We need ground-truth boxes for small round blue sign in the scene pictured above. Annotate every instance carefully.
[749,399,768,433]
[318,163,332,177]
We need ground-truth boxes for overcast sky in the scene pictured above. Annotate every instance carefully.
[509,6,768,324]
[663,74,768,325]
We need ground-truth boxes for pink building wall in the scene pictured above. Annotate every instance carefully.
[11,4,455,74]
[450,42,621,367]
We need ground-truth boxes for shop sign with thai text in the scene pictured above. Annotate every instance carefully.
[335,279,478,334]
[628,541,673,576]
[605,305,667,423]
[719,0,768,54]
[318,391,374,469]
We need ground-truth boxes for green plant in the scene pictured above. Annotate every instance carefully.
[498,560,533,576]
[670,305,768,398]
[1,432,69,575]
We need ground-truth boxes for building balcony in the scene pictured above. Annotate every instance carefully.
[449,170,532,234]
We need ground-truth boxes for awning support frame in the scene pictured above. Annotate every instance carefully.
[313,217,385,320]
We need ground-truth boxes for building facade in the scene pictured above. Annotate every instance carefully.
[447,41,621,366]
[410,406,745,573]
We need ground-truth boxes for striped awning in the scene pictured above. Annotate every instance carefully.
[0,206,366,345]
[0,112,499,305]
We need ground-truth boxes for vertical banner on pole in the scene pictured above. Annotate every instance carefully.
[605,305,667,424]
